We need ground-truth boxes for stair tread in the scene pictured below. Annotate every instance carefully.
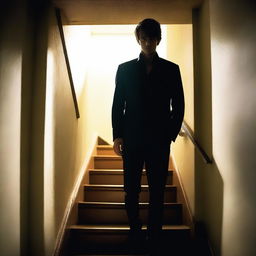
[89,169,124,172]
[69,224,190,230]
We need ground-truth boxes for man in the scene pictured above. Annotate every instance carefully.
[111,18,185,254]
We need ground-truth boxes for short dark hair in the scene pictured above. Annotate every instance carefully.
[135,18,162,43]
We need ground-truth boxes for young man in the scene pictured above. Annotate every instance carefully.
[111,18,185,254]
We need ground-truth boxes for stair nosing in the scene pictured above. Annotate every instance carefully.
[88,169,173,174]
[84,184,176,189]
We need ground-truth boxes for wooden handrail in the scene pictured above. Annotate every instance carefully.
[55,8,80,118]
[180,120,212,164]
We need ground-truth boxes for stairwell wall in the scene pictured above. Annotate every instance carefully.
[209,0,256,255]
[0,0,35,255]
[42,5,88,256]
[193,0,256,255]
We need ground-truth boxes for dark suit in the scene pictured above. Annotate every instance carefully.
[111,52,185,245]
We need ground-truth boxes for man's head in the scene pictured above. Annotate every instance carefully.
[135,18,162,56]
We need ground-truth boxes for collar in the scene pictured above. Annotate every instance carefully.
[137,51,159,64]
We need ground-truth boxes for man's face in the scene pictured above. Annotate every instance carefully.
[138,30,160,56]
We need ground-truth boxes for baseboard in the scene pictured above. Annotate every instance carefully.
[53,133,99,256]
[170,152,195,235]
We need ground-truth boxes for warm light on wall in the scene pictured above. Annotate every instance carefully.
[63,26,91,96]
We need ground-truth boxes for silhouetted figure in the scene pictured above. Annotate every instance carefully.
[112,18,185,255]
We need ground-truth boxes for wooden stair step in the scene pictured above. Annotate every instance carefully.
[68,224,190,255]
[89,169,173,185]
[78,202,182,225]
[84,184,177,203]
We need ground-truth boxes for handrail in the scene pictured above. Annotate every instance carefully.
[179,120,212,164]
[55,8,80,118]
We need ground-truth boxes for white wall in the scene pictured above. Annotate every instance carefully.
[210,0,256,255]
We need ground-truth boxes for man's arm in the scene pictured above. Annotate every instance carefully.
[170,65,185,142]
[112,65,126,155]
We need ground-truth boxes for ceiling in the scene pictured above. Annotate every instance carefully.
[53,0,203,25]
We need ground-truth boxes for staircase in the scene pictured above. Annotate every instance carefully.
[66,144,192,256]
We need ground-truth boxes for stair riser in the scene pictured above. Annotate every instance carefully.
[94,159,123,169]
[78,207,182,225]
[69,229,190,254]
[89,173,173,185]
[97,148,115,155]
[84,189,177,203]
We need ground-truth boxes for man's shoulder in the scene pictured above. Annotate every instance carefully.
[118,58,138,68]
[158,57,179,69]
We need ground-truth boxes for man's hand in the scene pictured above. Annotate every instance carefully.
[113,138,124,156]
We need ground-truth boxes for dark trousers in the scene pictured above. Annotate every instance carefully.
[122,139,171,239]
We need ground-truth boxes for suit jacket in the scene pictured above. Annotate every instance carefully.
[112,52,185,146]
